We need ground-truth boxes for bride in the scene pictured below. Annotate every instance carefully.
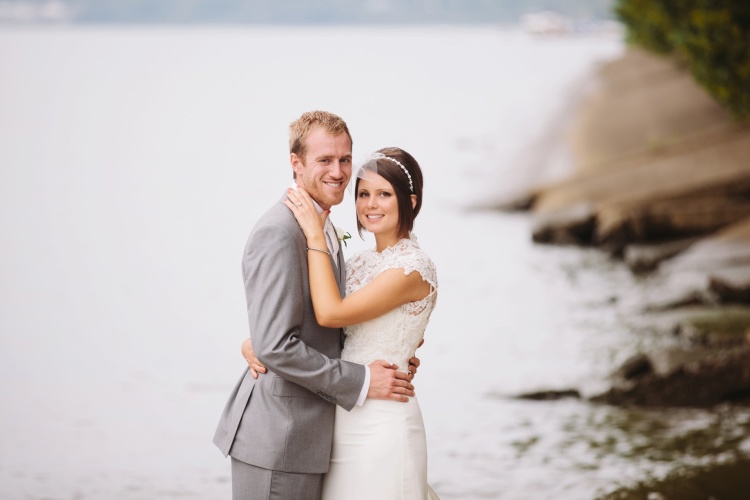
[251,147,439,499]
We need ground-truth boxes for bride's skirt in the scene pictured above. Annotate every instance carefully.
[322,396,439,500]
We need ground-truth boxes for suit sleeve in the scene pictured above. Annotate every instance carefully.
[244,222,366,411]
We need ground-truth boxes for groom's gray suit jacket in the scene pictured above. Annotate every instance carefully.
[213,195,366,474]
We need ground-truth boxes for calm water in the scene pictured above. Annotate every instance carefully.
[2,26,746,499]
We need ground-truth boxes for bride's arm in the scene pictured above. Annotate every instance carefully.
[311,263,429,327]
[285,188,431,328]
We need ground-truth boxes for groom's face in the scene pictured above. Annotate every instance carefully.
[291,127,352,210]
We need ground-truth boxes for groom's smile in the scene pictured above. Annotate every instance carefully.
[291,127,352,210]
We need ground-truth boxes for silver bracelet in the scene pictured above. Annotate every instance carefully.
[306,247,331,256]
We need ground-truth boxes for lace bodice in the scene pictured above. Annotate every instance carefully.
[342,235,438,371]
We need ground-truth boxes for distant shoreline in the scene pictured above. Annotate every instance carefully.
[0,0,617,26]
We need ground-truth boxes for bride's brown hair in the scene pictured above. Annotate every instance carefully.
[355,147,423,239]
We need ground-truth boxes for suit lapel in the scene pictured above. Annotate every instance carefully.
[327,218,345,288]
[336,239,345,290]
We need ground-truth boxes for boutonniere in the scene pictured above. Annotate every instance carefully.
[335,227,352,248]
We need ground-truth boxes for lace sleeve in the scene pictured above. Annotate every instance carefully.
[380,244,438,293]
[345,237,438,317]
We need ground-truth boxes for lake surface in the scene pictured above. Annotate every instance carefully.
[4,25,744,500]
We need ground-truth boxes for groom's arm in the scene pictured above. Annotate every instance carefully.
[243,337,422,383]
[244,223,414,408]
[244,223,363,410]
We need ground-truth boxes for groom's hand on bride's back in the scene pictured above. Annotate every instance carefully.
[368,360,415,403]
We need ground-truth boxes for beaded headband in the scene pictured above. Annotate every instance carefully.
[368,152,414,192]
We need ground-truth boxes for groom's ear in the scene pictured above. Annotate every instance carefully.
[290,153,304,177]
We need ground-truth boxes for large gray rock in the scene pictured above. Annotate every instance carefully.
[530,91,750,253]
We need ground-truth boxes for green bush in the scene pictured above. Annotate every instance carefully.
[616,0,750,119]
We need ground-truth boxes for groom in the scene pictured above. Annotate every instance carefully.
[213,110,417,500]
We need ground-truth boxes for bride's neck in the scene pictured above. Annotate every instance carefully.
[374,231,405,253]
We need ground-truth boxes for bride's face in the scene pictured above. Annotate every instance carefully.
[356,173,400,238]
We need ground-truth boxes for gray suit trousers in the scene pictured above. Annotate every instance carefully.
[231,458,323,500]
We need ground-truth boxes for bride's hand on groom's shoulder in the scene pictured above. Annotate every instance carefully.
[241,338,266,379]
[285,187,328,243]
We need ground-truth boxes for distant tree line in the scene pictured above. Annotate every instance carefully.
[616,0,750,119]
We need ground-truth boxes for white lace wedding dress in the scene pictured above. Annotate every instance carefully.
[321,236,440,500]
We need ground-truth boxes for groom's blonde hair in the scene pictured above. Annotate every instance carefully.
[289,110,353,164]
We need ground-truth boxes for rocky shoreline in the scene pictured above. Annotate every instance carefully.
[521,48,750,409]
[513,47,750,497]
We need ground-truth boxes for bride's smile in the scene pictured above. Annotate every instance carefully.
[356,174,401,245]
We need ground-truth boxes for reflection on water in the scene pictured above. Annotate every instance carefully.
[1,26,746,499]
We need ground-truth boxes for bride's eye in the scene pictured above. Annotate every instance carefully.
[358,191,368,198]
